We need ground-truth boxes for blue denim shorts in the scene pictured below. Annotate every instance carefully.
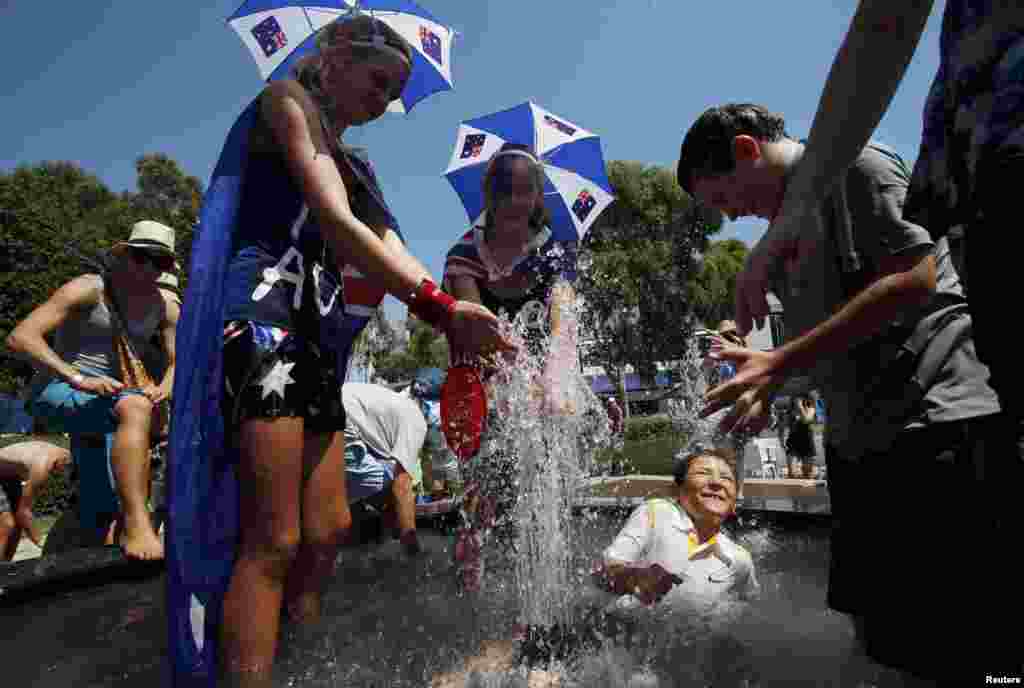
[29,379,147,435]
[344,441,396,504]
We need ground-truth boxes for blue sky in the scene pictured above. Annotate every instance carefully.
[1,1,943,321]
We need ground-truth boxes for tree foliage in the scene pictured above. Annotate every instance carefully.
[373,316,448,383]
[0,155,203,392]
[577,160,723,388]
[686,238,749,328]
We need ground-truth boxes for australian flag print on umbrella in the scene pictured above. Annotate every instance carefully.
[443,101,615,244]
[228,0,457,113]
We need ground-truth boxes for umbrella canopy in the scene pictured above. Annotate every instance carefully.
[228,0,456,113]
[443,101,615,244]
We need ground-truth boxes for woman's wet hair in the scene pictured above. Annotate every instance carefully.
[315,13,413,66]
[294,13,413,122]
[481,143,551,235]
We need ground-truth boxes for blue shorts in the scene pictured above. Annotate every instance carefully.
[344,442,396,504]
[29,379,147,435]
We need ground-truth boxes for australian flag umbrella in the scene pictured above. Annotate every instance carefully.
[228,0,456,113]
[443,101,615,243]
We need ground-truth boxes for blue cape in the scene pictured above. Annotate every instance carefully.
[166,101,255,687]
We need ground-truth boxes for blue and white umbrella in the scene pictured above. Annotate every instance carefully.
[228,0,456,113]
[443,101,615,244]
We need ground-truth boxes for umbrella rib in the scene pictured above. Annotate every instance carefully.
[301,7,315,34]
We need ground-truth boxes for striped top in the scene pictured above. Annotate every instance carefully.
[443,224,577,324]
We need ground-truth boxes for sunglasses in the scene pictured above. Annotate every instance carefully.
[129,247,175,272]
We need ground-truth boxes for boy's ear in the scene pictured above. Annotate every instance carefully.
[733,135,762,163]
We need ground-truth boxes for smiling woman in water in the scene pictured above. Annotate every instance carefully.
[600,447,758,608]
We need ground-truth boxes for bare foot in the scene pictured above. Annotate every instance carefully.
[118,515,165,561]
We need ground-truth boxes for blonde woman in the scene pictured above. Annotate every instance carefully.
[169,14,509,687]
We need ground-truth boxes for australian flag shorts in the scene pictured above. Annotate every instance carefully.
[221,320,346,435]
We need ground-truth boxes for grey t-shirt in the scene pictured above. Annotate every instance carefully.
[774,143,999,452]
[342,383,426,486]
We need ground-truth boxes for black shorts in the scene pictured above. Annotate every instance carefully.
[221,321,345,435]
[0,477,22,514]
[826,416,1018,678]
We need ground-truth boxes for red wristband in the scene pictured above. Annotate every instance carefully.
[407,279,456,332]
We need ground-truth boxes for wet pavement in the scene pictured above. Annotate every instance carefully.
[3,511,935,687]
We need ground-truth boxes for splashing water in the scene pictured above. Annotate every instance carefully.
[478,288,611,631]
[346,313,384,382]
[665,339,748,461]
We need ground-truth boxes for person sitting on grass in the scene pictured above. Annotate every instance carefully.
[0,440,71,561]
[599,447,758,611]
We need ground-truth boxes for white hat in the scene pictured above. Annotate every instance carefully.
[113,220,175,256]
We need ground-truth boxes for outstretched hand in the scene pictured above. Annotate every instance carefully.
[631,563,681,606]
[446,301,516,362]
[702,341,786,436]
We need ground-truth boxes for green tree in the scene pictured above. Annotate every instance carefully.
[577,160,723,406]
[686,238,749,328]
[0,162,123,391]
[373,316,448,383]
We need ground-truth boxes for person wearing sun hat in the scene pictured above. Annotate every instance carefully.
[112,220,176,258]
[7,219,179,561]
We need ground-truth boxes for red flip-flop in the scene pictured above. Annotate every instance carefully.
[440,364,487,461]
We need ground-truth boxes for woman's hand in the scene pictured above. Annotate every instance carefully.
[446,301,515,360]
[629,564,680,605]
[75,375,124,397]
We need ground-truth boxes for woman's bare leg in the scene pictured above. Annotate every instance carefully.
[221,417,304,688]
[112,393,162,560]
[284,430,350,625]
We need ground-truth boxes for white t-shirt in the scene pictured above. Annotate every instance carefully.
[604,498,759,611]
[342,383,426,486]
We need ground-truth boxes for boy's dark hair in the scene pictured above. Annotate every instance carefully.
[676,104,790,196]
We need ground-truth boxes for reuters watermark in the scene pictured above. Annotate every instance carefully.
[986,676,1022,685]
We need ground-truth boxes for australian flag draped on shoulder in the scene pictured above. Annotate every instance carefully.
[165,98,400,686]
[166,101,255,687]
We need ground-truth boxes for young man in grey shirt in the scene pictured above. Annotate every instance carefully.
[678,104,1000,680]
